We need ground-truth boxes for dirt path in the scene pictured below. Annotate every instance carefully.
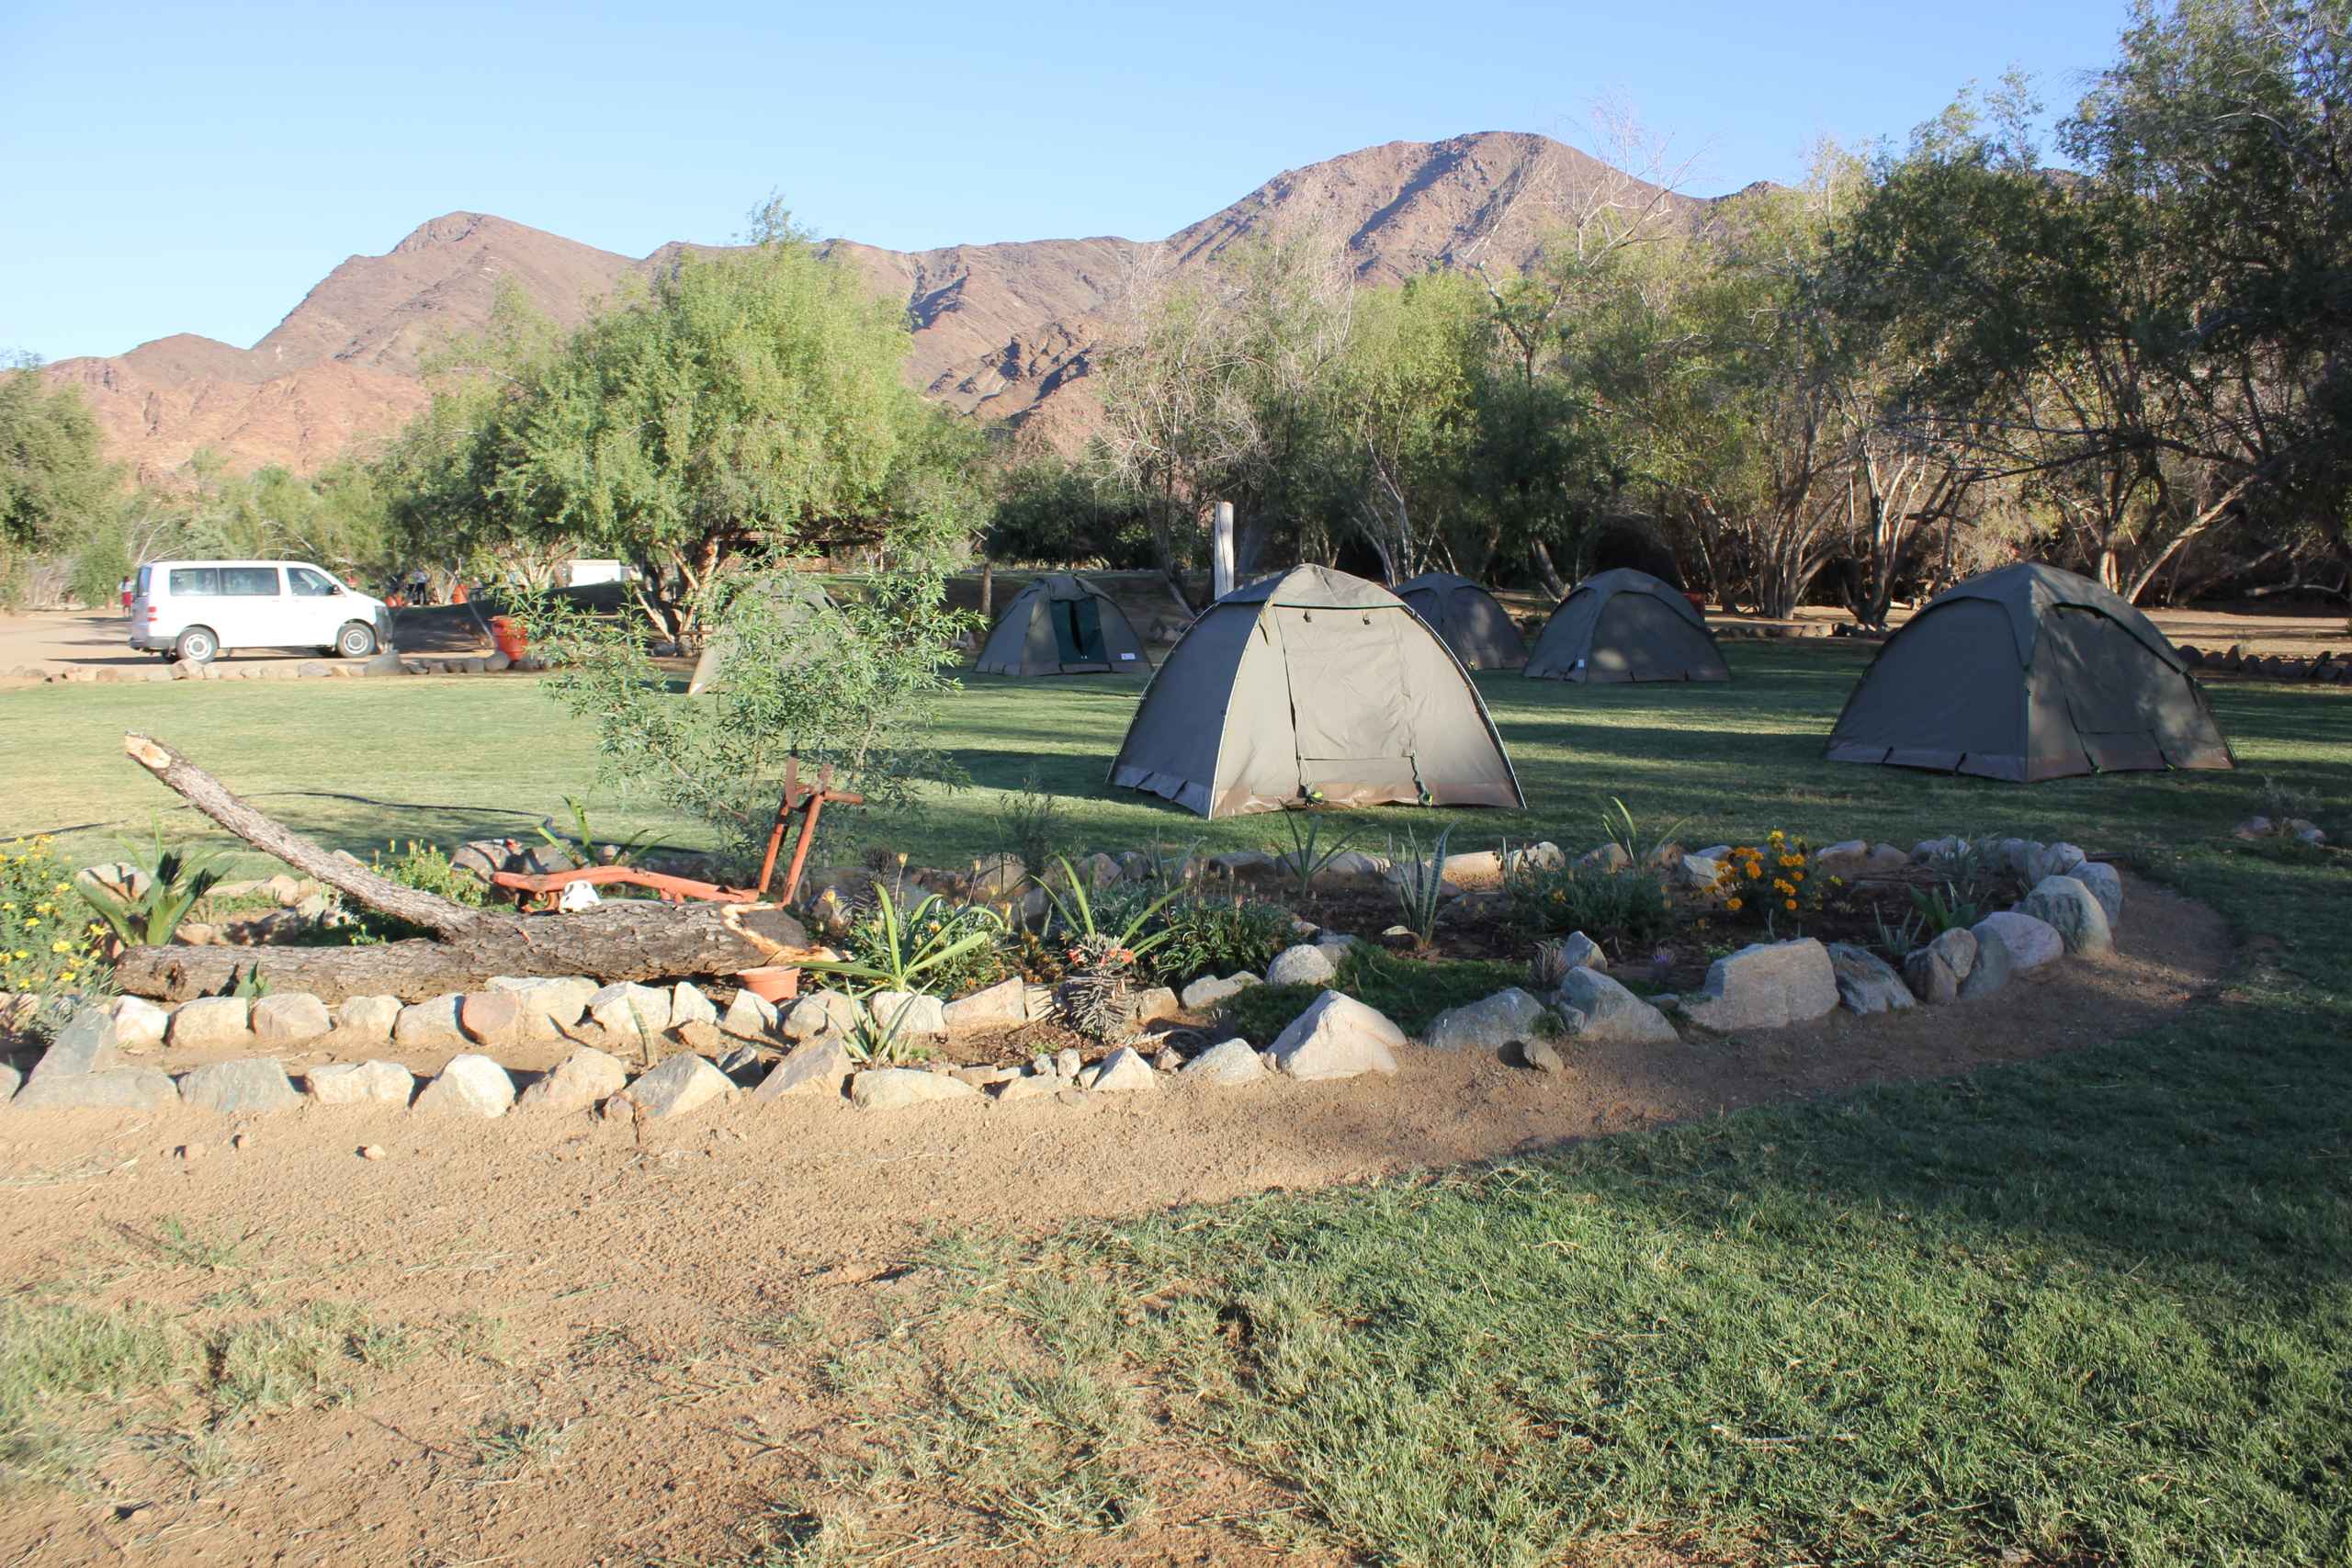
[0,872,2226,1566]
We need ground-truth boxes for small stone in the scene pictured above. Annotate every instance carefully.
[1577,842,1633,872]
[752,1038,854,1100]
[850,1067,980,1111]
[1151,1045,1182,1072]
[1424,987,1553,1055]
[868,991,947,1039]
[1957,922,2016,1001]
[1678,939,1840,1032]
[2026,841,2087,884]
[231,1132,253,1151]
[458,990,524,1048]
[1027,1053,1054,1077]
[250,993,333,1045]
[336,995,401,1040]
[1518,1039,1565,1075]
[1972,910,2064,971]
[1903,928,1977,1005]
[991,1075,1058,1104]
[1555,969,1679,1044]
[359,1145,387,1161]
[12,1068,179,1111]
[1180,1038,1270,1085]
[1530,933,1603,988]
[2071,863,2124,926]
[178,1057,304,1115]
[1128,986,1180,1025]
[30,1007,122,1081]
[1826,943,1917,1013]
[1266,992,1405,1081]
[178,1143,204,1161]
[305,1060,415,1106]
[2018,875,2114,956]
[488,976,597,1038]
[2233,815,2273,840]
[1265,943,1337,987]
[1180,973,1259,1010]
[670,982,718,1030]
[616,1053,736,1119]
[1091,1046,1156,1093]
[107,996,170,1050]
[392,994,468,1049]
[1055,1047,1082,1078]
[412,1054,516,1117]
[720,987,780,1041]
[514,1047,628,1111]
[716,1044,770,1085]
[943,977,1027,1034]
[1378,925,1418,951]
[168,996,254,1051]
[588,982,671,1038]
[782,989,863,1043]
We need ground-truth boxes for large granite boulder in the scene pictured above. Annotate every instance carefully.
[1266,992,1405,1081]
[1678,939,1838,1032]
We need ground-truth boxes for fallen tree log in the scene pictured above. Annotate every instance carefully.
[113,734,813,1003]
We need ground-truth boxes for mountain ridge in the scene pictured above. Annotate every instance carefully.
[44,131,1728,483]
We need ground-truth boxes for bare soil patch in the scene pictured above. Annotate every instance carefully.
[0,871,2225,1566]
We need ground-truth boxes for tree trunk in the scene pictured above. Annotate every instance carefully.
[978,557,994,622]
[1529,540,1569,599]
[114,735,814,1003]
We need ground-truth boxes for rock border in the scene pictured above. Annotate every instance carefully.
[2,830,2134,1126]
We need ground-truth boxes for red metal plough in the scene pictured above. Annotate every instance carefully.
[489,759,864,913]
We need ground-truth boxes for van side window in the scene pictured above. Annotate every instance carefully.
[220,567,280,596]
[168,568,220,596]
[288,567,337,597]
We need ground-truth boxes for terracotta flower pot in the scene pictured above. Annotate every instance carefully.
[735,964,801,1004]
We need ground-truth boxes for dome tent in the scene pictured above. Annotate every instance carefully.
[1108,565,1524,818]
[1826,562,2234,782]
[1524,569,1729,683]
[975,572,1148,676]
[686,576,835,694]
[1392,571,1529,669]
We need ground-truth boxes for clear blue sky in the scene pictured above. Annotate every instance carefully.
[1,0,2133,363]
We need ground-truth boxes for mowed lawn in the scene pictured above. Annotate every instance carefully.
[4,649,2351,1564]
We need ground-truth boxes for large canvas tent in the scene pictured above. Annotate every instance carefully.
[686,577,834,694]
[1393,571,1529,669]
[1826,562,2234,781]
[975,572,1148,676]
[1108,565,1524,818]
[1524,569,1729,682]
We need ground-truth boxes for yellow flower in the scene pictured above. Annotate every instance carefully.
[1792,872,1804,883]
[51,940,69,953]
[51,882,68,894]
[24,919,38,930]
[1725,897,1743,912]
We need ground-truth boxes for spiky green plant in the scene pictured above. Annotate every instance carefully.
[1386,824,1454,947]
[75,822,226,948]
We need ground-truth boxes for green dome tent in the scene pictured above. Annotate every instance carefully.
[686,576,835,694]
[1393,571,1529,670]
[975,572,1148,676]
[1524,569,1729,682]
[1826,562,2234,781]
[1108,565,1524,818]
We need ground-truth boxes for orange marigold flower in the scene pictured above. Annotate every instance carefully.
[1784,898,1798,910]
[1725,897,1743,912]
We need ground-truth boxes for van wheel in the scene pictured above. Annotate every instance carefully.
[175,626,219,665]
[335,622,378,658]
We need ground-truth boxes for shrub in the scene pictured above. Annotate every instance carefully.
[994,772,1070,882]
[1148,897,1295,985]
[0,836,111,1004]
[808,885,1009,998]
[1502,862,1674,946]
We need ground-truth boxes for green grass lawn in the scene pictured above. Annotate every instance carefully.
[5,649,2351,1565]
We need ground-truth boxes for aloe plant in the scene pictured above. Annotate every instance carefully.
[1267,811,1360,905]
[799,881,1003,997]
[76,823,227,948]
[1386,823,1454,946]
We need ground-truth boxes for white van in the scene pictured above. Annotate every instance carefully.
[129,561,395,664]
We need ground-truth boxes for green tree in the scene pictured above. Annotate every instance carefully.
[0,369,117,602]
[435,202,974,646]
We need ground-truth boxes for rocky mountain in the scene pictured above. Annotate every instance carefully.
[45,131,1722,483]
